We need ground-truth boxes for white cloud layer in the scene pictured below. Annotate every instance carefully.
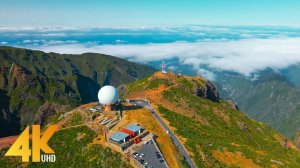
[0,27,79,32]
[35,37,300,77]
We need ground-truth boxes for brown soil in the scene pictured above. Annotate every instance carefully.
[0,136,18,150]
[212,150,260,168]
[274,134,299,151]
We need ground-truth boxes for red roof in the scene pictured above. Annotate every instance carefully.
[121,128,136,138]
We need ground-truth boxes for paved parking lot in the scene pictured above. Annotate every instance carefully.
[129,99,196,168]
[134,139,168,168]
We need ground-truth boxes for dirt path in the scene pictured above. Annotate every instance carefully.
[0,136,18,150]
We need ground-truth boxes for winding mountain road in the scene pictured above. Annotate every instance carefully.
[128,99,197,168]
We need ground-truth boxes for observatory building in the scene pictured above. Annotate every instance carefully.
[98,85,119,112]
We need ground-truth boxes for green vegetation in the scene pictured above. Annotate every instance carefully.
[178,79,194,90]
[0,46,154,137]
[146,78,171,89]
[159,85,300,167]
[180,148,193,168]
[127,72,300,167]
[24,99,42,107]
[42,112,64,129]
[217,71,300,137]
[125,76,172,97]
[69,113,84,126]
[0,126,130,168]
[127,72,206,95]
[125,75,151,95]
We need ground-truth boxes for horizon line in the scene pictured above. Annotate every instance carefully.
[1,24,300,30]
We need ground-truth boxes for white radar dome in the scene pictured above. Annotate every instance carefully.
[98,85,119,105]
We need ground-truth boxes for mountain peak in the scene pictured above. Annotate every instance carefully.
[124,71,300,167]
[126,71,219,102]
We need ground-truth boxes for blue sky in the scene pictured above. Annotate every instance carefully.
[0,0,300,27]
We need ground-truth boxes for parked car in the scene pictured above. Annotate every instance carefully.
[132,152,138,158]
[140,153,144,158]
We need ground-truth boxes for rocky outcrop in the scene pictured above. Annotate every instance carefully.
[292,130,300,148]
[236,121,249,131]
[34,102,70,126]
[226,100,239,110]
[195,81,220,102]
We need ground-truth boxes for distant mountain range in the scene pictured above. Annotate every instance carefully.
[0,46,155,137]
[215,68,300,137]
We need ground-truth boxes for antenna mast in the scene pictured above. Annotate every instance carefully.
[162,60,167,73]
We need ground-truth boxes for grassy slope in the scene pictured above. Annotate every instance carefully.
[0,111,131,168]
[217,71,300,137]
[127,72,300,167]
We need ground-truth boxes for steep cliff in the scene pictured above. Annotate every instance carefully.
[0,46,155,137]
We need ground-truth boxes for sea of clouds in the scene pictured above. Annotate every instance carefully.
[1,26,300,79]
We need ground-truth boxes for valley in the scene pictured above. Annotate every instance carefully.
[0,46,155,137]
[1,47,300,167]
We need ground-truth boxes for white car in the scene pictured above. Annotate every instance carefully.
[140,153,144,158]
[132,152,138,158]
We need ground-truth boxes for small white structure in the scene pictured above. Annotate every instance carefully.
[161,60,167,74]
[98,85,119,111]
[89,108,98,112]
